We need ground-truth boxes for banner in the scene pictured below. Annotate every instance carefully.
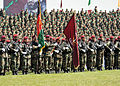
[4,0,46,15]
[63,14,79,69]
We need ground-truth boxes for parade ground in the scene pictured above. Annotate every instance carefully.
[0,70,120,86]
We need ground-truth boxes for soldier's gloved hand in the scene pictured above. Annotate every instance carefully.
[91,49,94,52]
[104,44,107,46]
[81,49,86,53]
[2,48,5,52]
[30,46,32,49]
[110,49,112,52]
[38,44,41,47]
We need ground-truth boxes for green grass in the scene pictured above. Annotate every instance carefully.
[0,70,120,86]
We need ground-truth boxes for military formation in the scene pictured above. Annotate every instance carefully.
[0,7,120,75]
[0,34,120,75]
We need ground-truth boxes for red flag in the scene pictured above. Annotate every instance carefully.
[60,0,62,8]
[88,10,92,15]
[63,14,79,69]
[37,14,42,37]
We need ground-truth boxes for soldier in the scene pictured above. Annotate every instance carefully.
[87,35,97,71]
[104,36,115,70]
[6,40,11,72]
[20,37,32,74]
[53,37,62,73]
[10,34,20,75]
[96,35,105,71]
[0,35,7,75]
[43,35,53,73]
[114,36,120,69]
[79,35,87,72]
[31,35,40,74]
[61,38,72,73]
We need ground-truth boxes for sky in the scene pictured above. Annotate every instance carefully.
[0,0,119,12]
[47,0,119,12]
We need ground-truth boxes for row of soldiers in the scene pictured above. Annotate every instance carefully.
[0,34,120,75]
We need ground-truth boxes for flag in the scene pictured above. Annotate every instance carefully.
[118,0,120,7]
[88,0,91,6]
[37,0,45,52]
[88,10,92,15]
[63,14,79,69]
[60,0,62,8]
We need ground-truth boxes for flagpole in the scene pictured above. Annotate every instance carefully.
[38,0,41,17]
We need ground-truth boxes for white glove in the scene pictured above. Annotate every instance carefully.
[104,44,106,46]
[2,48,5,52]
[30,46,32,49]
[110,49,112,52]
[14,49,18,52]
[38,44,41,47]
[22,52,27,54]
[91,49,94,52]
[54,50,59,53]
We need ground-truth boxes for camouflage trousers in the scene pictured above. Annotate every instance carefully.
[32,54,41,72]
[62,53,71,72]
[0,55,6,74]
[79,52,86,71]
[87,51,96,70]
[105,52,114,70]
[116,52,120,69]
[11,54,19,72]
[43,55,53,71]
[54,54,62,72]
[96,50,104,70]
[21,55,31,72]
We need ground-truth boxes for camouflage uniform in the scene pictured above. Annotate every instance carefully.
[96,38,105,70]
[0,36,7,75]
[62,39,72,72]
[53,38,62,73]
[79,36,87,72]
[43,35,53,73]
[31,36,40,74]
[87,35,97,71]
[104,36,115,70]
[10,34,20,75]
[20,37,31,74]
[114,36,120,69]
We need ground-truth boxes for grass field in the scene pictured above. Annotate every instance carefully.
[0,70,120,86]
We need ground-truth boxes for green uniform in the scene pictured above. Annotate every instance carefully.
[62,41,72,72]
[53,43,62,73]
[0,42,7,75]
[87,41,97,71]
[96,40,105,70]
[43,41,53,73]
[10,41,20,75]
[20,42,31,74]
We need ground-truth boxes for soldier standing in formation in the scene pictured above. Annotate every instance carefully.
[10,34,20,75]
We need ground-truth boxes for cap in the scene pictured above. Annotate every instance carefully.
[91,35,95,38]
[6,40,10,42]
[110,36,114,39]
[98,38,101,40]
[115,38,118,41]
[56,37,60,40]
[46,35,50,38]
[78,38,81,41]
[62,38,66,41]
[50,36,52,39]
[106,38,109,41]
[24,36,28,39]
[81,35,85,38]
[118,36,120,39]
[1,35,6,38]
[13,34,18,37]
[100,34,103,37]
